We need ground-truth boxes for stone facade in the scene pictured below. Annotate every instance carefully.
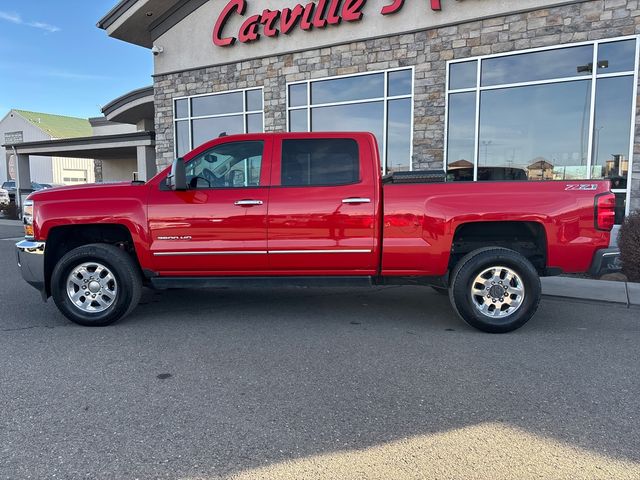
[154,0,640,211]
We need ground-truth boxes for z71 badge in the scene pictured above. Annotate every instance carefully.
[565,184,598,191]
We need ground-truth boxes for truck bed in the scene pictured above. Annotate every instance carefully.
[381,179,612,276]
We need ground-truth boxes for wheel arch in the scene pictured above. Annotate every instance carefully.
[449,221,548,275]
[44,224,143,298]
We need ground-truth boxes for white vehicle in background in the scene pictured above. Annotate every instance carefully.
[0,188,9,207]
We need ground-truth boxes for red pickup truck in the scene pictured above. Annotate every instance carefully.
[16,132,618,333]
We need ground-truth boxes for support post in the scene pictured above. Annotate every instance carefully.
[15,152,31,210]
[136,146,157,181]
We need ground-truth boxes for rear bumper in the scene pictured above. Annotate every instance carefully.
[16,240,47,300]
[588,248,622,277]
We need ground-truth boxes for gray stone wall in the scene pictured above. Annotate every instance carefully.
[154,0,640,211]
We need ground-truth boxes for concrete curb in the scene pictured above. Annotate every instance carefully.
[542,277,639,307]
[626,282,640,307]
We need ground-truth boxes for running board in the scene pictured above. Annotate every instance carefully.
[150,276,375,289]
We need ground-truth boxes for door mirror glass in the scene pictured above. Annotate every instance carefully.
[167,157,187,191]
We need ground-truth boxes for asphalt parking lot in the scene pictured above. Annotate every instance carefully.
[1,223,639,479]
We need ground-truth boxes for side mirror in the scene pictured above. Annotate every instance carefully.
[167,157,187,191]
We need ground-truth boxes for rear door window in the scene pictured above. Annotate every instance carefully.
[281,138,359,187]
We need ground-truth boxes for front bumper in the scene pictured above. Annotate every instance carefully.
[589,248,622,277]
[16,240,47,300]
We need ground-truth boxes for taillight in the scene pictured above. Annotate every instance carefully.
[595,192,615,231]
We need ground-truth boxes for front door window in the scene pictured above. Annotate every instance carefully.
[185,141,264,189]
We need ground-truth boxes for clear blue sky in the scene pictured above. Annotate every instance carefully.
[0,1,152,119]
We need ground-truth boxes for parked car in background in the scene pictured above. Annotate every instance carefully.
[0,188,9,207]
[1,181,44,202]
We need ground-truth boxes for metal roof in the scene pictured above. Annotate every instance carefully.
[12,110,92,139]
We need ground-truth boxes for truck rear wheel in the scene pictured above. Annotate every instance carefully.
[51,243,142,327]
[448,247,541,333]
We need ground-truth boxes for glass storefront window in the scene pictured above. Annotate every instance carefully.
[289,109,307,132]
[480,45,593,86]
[597,40,637,74]
[446,92,476,181]
[175,120,190,157]
[289,84,308,107]
[387,98,412,174]
[192,91,243,117]
[192,116,244,148]
[175,99,189,119]
[446,37,638,223]
[591,76,634,187]
[246,113,263,133]
[246,89,263,111]
[311,73,384,104]
[288,68,414,174]
[478,81,591,181]
[449,61,477,90]
[312,102,385,149]
[388,70,412,96]
[174,88,264,155]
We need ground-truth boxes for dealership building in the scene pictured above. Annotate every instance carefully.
[96,0,639,222]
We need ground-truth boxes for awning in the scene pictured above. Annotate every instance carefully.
[3,131,155,160]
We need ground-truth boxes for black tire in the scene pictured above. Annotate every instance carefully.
[431,286,449,295]
[51,243,142,326]
[448,247,541,333]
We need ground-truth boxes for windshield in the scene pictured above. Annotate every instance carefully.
[2,181,15,189]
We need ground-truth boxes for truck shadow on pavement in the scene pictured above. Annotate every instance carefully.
[2,279,639,479]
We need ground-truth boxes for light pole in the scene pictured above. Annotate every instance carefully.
[481,140,492,166]
[593,126,604,177]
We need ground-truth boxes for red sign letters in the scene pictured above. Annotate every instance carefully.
[213,0,444,47]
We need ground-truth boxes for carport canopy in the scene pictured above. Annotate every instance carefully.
[3,130,155,206]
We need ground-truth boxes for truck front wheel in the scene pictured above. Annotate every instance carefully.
[448,247,541,333]
[51,243,142,327]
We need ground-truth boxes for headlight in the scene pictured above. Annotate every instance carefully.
[23,199,34,240]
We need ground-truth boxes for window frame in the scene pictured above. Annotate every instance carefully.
[286,67,415,175]
[445,35,640,220]
[173,87,265,157]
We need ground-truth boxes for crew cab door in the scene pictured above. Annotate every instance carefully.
[267,135,379,274]
[147,138,271,273]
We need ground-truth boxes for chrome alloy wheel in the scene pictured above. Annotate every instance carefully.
[66,262,118,313]
[470,266,525,319]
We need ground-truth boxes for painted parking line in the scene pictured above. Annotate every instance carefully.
[0,237,24,241]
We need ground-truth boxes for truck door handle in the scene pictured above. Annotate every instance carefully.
[342,198,371,204]
[234,199,264,206]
